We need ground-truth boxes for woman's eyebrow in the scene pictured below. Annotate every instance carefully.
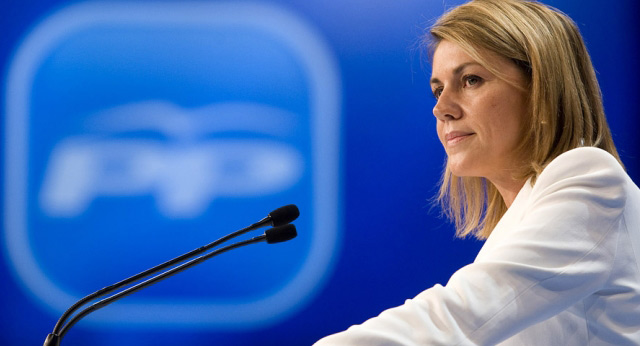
[430,61,482,85]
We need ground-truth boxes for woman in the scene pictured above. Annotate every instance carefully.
[315,0,640,344]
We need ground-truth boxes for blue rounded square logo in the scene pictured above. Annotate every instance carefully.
[4,2,341,328]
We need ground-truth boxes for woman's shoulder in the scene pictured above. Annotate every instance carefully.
[537,147,626,187]
[530,147,629,208]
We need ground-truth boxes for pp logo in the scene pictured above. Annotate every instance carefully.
[4,2,341,327]
[40,102,305,219]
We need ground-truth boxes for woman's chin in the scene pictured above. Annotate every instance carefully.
[448,160,477,177]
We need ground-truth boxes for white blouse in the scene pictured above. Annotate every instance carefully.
[315,147,640,345]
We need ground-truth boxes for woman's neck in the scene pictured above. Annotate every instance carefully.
[491,177,526,208]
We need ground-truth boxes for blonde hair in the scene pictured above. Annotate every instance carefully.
[428,0,622,239]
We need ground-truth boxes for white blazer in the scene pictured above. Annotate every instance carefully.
[315,147,640,345]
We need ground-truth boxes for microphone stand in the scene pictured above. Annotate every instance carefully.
[46,204,298,343]
[43,223,297,346]
[50,218,269,338]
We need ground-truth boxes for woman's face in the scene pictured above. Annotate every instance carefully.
[430,40,529,185]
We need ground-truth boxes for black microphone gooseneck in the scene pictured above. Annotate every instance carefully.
[43,205,299,346]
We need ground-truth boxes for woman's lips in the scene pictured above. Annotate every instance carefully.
[445,131,474,145]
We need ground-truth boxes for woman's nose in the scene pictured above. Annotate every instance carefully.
[432,89,461,121]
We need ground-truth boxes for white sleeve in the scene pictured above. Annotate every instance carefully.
[314,148,627,346]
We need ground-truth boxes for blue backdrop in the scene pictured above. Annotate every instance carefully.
[1,1,638,345]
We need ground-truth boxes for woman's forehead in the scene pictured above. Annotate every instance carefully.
[431,41,486,79]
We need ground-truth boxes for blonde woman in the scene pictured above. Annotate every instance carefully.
[315,0,640,344]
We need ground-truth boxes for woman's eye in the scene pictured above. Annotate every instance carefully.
[432,87,443,99]
[464,75,482,87]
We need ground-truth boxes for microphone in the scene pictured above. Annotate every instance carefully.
[252,204,300,228]
[43,206,299,346]
[266,223,298,243]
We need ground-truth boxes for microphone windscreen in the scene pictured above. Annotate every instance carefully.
[269,204,300,226]
[265,224,297,244]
